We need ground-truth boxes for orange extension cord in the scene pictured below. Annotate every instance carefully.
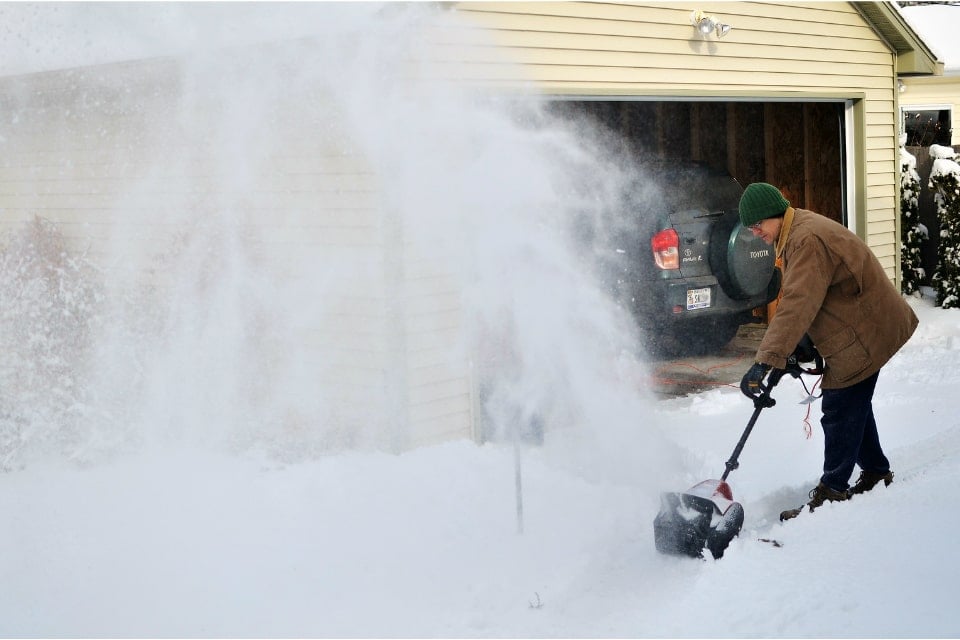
[649,351,751,389]
[650,353,823,439]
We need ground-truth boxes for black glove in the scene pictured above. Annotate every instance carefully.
[791,334,819,364]
[740,362,772,400]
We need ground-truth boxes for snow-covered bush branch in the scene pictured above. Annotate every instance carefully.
[900,137,926,295]
[929,145,960,308]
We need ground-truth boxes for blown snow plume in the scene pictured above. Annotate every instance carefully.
[0,3,683,484]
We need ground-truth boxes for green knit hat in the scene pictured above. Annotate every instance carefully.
[739,183,790,227]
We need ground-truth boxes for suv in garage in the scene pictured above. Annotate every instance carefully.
[606,163,780,357]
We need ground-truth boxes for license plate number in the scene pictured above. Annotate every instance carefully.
[687,287,711,310]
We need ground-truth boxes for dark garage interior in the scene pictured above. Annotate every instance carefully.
[550,100,846,226]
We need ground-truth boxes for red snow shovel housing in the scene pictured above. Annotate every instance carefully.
[654,342,822,559]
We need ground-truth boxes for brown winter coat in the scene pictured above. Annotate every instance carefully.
[756,208,918,389]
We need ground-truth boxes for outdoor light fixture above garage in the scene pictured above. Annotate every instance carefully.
[690,9,732,38]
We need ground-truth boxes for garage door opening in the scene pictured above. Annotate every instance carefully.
[548,100,847,226]
[544,99,849,361]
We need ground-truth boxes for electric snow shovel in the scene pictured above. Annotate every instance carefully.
[654,345,822,560]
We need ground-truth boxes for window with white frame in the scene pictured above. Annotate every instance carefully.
[902,105,952,146]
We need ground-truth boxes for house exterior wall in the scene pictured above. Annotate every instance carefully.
[0,1,913,454]
[0,53,474,453]
[440,1,902,278]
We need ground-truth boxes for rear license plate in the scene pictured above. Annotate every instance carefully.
[686,287,711,310]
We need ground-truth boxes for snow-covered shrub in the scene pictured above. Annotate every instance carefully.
[929,144,960,308]
[900,137,926,295]
[0,217,105,470]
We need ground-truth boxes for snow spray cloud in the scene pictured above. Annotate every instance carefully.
[0,3,685,483]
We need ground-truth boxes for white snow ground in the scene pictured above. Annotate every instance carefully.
[2,293,958,638]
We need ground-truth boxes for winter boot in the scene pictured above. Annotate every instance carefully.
[849,470,894,496]
[779,482,850,521]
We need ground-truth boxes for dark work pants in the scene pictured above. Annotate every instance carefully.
[819,371,890,492]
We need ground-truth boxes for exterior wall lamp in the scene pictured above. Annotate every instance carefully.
[691,9,732,38]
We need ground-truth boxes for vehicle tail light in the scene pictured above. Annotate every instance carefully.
[651,228,680,270]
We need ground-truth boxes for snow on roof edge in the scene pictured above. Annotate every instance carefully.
[896,3,960,72]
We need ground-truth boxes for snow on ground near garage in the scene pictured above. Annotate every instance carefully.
[2,293,958,638]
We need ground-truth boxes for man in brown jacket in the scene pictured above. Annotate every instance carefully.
[737,183,918,521]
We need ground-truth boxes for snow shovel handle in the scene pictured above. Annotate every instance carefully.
[720,368,785,481]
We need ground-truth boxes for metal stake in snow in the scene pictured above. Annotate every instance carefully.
[514,419,524,534]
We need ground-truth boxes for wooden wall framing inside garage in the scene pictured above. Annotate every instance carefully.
[689,101,844,224]
[564,100,846,225]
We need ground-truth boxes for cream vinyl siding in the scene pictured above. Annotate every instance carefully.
[0,56,474,452]
[443,1,901,276]
[401,256,473,448]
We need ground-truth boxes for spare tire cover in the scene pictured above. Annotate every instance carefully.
[710,217,776,299]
